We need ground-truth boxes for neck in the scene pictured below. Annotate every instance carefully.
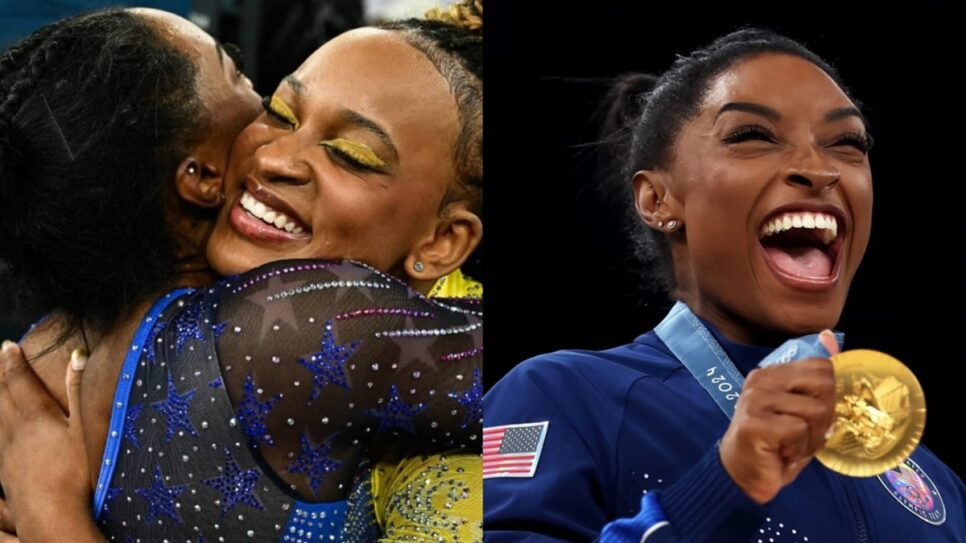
[675,290,787,347]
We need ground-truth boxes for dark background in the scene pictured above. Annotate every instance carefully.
[485,2,966,479]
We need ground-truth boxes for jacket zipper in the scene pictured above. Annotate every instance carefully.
[839,477,870,543]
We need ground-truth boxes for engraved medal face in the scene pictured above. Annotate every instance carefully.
[817,350,926,477]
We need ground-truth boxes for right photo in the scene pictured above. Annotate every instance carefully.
[484,3,965,542]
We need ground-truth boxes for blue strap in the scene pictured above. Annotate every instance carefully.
[654,302,746,419]
[93,289,193,518]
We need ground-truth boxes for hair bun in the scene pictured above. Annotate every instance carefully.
[426,0,482,32]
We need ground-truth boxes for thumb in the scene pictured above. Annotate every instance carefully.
[819,329,840,356]
[66,348,87,429]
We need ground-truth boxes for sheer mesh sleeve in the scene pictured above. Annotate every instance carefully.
[210,259,482,502]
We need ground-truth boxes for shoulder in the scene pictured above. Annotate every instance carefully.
[485,331,687,431]
[490,331,684,398]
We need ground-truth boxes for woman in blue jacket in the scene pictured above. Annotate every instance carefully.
[483,28,965,542]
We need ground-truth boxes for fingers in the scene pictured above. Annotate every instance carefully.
[66,349,87,428]
[740,388,833,459]
[0,341,53,414]
[746,357,835,401]
[819,329,840,356]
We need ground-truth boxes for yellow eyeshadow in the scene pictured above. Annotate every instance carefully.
[269,95,299,129]
[319,138,387,169]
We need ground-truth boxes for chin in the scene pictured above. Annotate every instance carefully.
[770,300,844,336]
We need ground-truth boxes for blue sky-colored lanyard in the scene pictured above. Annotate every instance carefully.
[655,301,840,420]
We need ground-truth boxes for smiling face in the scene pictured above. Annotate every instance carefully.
[206,27,464,279]
[646,53,873,342]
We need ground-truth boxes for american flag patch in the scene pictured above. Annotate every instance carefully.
[482,421,549,479]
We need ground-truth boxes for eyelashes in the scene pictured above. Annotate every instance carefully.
[262,96,299,129]
[723,124,872,155]
[223,42,246,75]
[320,139,387,173]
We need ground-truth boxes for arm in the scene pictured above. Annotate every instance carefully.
[0,342,105,543]
[209,259,482,501]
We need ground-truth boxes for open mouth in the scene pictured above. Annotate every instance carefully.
[758,209,845,290]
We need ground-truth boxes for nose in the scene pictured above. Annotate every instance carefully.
[784,145,840,194]
[252,133,312,186]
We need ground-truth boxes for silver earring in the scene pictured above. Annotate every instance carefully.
[667,220,678,230]
[187,164,197,175]
[413,261,425,273]
[656,221,664,228]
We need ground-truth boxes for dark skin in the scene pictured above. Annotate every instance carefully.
[634,53,874,504]
[0,9,259,540]
[0,23,484,543]
[207,28,483,293]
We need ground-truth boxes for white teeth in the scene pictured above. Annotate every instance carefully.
[759,211,839,245]
[239,191,303,234]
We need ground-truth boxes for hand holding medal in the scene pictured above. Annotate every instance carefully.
[758,333,926,478]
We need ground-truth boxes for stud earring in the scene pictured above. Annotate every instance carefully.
[187,164,197,175]
[666,220,678,230]
[413,261,425,273]
[656,221,664,228]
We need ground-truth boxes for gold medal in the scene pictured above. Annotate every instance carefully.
[818,350,926,477]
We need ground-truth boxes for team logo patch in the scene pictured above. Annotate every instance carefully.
[482,421,549,479]
[878,457,946,525]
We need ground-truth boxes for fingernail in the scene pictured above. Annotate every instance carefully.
[825,423,835,440]
[70,348,89,371]
[1,340,17,354]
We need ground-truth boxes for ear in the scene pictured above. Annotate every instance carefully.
[175,157,224,209]
[632,169,679,229]
[405,202,483,283]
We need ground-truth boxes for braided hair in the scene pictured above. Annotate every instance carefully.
[380,0,483,214]
[0,9,209,334]
[600,28,864,296]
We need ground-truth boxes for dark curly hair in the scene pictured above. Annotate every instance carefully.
[0,9,209,335]
[600,28,866,297]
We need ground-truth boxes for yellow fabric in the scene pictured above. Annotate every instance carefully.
[372,453,483,542]
[428,268,483,299]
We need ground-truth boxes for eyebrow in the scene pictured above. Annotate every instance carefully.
[215,41,225,68]
[717,101,871,131]
[339,109,399,163]
[284,74,305,95]
[280,74,399,163]
[716,102,781,121]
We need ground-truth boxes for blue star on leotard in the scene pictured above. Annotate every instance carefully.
[237,374,282,446]
[150,375,198,442]
[134,466,187,525]
[297,320,359,401]
[123,402,146,448]
[203,448,264,517]
[287,432,341,495]
[142,321,167,364]
[101,486,123,523]
[171,296,225,352]
[448,367,482,430]
[364,384,427,434]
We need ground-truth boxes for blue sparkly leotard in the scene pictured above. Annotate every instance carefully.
[93,259,482,542]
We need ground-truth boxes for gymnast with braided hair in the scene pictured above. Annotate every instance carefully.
[0,2,483,541]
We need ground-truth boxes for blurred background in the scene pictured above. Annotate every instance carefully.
[485,1,966,478]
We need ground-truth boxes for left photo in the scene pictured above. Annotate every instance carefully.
[0,1,483,541]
